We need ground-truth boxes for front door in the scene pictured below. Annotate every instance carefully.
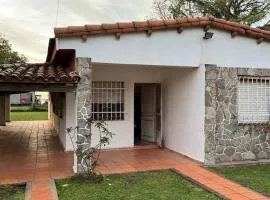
[141,85,156,143]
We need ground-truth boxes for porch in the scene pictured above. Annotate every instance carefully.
[92,63,205,162]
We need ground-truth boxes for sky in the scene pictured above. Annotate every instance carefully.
[0,0,153,62]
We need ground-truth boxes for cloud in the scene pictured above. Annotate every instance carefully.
[0,0,153,62]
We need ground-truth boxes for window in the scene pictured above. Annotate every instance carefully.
[238,77,270,123]
[92,81,125,121]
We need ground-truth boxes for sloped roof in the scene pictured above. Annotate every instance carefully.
[0,63,80,83]
[54,17,270,42]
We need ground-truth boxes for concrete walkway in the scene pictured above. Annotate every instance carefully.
[0,121,74,200]
[0,121,268,200]
[97,148,269,200]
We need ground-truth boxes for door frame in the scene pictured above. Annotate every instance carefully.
[134,83,163,146]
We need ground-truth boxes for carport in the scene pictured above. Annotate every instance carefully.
[0,49,80,150]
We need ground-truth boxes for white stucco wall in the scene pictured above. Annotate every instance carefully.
[49,92,76,151]
[65,92,77,151]
[163,65,205,161]
[91,64,205,162]
[57,28,270,68]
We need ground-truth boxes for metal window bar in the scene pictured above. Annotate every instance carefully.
[238,76,270,124]
[91,81,125,121]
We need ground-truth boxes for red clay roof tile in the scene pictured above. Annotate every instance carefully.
[54,17,270,42]
[117,22,134,29]
[0,63,80,83]
[102,23,118,30]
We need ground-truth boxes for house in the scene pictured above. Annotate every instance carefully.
[50,16,270,172]
[10,92,34,105]
[1,17,270,172]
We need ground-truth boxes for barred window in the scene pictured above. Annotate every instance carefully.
[238,77,270,123]
[92,81,125,121]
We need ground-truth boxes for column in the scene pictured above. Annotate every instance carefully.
[75,57,92,173]
[0,94,6,126]
[5,95,10,122]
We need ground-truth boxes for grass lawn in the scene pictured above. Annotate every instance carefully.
[0,185,25,200]
[212,164,270,196]
[11,112,48,121]
[11,105,48,112]
[11,106,32,111]
[56,170,221,200]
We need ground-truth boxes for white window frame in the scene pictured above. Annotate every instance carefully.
[238,76,270,124]
[91,81,125,121]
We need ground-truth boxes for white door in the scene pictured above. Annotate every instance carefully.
[141,85,156,143]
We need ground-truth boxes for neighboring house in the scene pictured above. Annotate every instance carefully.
[10,92,34,105]
[2,17,270,172]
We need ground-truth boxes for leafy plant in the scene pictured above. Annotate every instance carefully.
[66,118,114,180]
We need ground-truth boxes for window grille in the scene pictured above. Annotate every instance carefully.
[91,81,125,121]
[238,77,270,123]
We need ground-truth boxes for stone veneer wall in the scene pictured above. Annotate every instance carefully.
[76,57,92,172]
[205,65,270,166]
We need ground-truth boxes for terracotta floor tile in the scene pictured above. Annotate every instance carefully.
[225,193,251,200]
[0,121,74,200]
[242,192,268,199]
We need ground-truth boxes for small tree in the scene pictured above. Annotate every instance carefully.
[0,35,27,64]
[66,118,113,179]
[151,0,270,29]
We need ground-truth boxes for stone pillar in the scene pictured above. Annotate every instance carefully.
[204,65,218,166]
[5,95,10,122]
[0,94,6,126]
[75,57,92,173]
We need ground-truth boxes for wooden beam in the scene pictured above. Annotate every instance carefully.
[115,32,121,40]
[257,38,264,44]
[146,29,152,37]
[204,25,211,32]
[80,35,87,42]
[0,84,77,92]
[177,27,184,34]
[231,31,238,38]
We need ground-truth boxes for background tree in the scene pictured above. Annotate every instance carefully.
[152,0,270,29]
[0,35,27,64]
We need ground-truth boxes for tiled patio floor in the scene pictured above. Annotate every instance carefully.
[97,148,269,200]
[0,121,74,200]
